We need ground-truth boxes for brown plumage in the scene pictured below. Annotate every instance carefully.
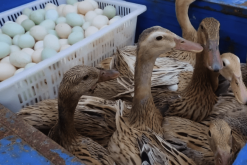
[47,65,117,165]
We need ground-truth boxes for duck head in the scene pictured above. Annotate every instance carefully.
[197,18,223,72]
[207,119,233,165]
[219,53,247,104]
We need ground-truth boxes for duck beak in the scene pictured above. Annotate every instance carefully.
[97,69,120,83]
[215,148,232,165]
[173,36,203,53]
[230,74,247,105]
[207,40,223,72]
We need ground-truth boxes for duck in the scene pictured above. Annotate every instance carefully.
[107,26,203,165]
[47,65,118,164]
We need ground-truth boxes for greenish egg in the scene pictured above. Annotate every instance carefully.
[56,17,67,24]
[66,13,84,27]
[45,10,59,22]
[18,34,35,49]
[37,9,45,17]
[68,31,84,45]
[72,26,83,32]
[66,0,78,5]
[0,34,12,45]
[0,42,10,59]
[24,63,36,69]
[41,48,57,60]
[2,22,25,37]
[13,35,20,46]
[40,20,55,30]
[21,19,35,31]
[30,11,44,25]
[22,8,32,17]
[48,29,59,38]
[103,6,116,19]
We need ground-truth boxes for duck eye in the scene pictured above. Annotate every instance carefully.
[83,75,89,80]
[156,36,163,40]
[231,130,232,135]
[223,61,226,67]
[201,25,204,30]
[230,149,232,153]
[208,130,211,137]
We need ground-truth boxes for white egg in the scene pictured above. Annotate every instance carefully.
[18,34,35,49]
[22,8,32,17]
[40,20,56,30]
[103,5,116,19]
[100,25,108,30]
[0,42,10,59]
[9,51,32,68]
[1,56,10,64]
[0,63,16,81]
[24,63,36,69]
[167,84,178,91]
[73,2,79,9]
[16,15,29,24]
[68,31,84,45]
[14,68,24,75]
[55,23,72,39]
[30,26,48,41]
[85,11,97,22]
[45,9,59,21]
[0,34,12,45]
[60,44,71,51]
[10,45,21,53]
[59,39,69,48]
[92,15,108,29]
[41,48,57,60]
[109,16,121,25]
[78,1,94,15]
[57,4,66,16]
[85,0,98,9]
[43,34,60,52]
[85,26,98,37]
[34,41,44,50]
[66,13,84,27]
[45,3,57,11]
[94,8,103,15]
[22,48,34,56]
[82,22,91,30]
[32,48,43,63]
[62,5,77,17]
[56,17,67,24]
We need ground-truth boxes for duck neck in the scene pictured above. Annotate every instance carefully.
[176,0,197,42]
[129,50,163,132]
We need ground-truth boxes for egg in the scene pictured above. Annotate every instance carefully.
[24,63,36,69]
[109,16,121,25]
[57,4,66,16]
[0,63,16,81]
[37,9,46,17]
[85,0,98,9]
[2,22,25,37]
[16,15,29,25]
[0,34,12,45]
[1,56,10,64]
[30,26,48,41]
[60,44,71,51]
[66,13,84,27]
[32,48,43,63]
[26,31,30,35]
[94,8,103,15]
[103,6,116,19]
[22,48,34,56]
[5,21,14,24]
[55,23,72,39]
[78,1,94,15]
[79,14,85,20]
[68,31,84,45]
[62,5,77,17]
[73,2,79,9]
[0,42,10,59]
[21,19,35,31]
[56,17,67,24]
[45,3,57,11]
[0,29,2,34]
[14,68,24,75]
[59,39,69,47]
[92,15,108,29]
[34,41,43,51]
[10,51,32,68]
[18,34,35,49]
[13,35,20,46]
[72,26,83,32]
[41,48,57,60]
[67,0,78,5]
[40,20,55,30]
[30,11,45,25]
[85,11,97,22]
[10,45,21,53]
[85,26,98,37]
[82,22,91,30]
[100,25,108,30]
[22,8,32,17]
[45,9,59,22]
[43,34,60,52]
[48,30,59,38]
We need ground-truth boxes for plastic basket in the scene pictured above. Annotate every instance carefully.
[0,0,146,112]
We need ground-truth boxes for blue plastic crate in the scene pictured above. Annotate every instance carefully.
[0,0,36,13]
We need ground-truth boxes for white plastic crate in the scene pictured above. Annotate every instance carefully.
[0,0,146,112]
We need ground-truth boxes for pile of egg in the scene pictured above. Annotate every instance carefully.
[0,0,121,82]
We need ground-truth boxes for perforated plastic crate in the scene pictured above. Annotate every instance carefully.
[0,0,146,112]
